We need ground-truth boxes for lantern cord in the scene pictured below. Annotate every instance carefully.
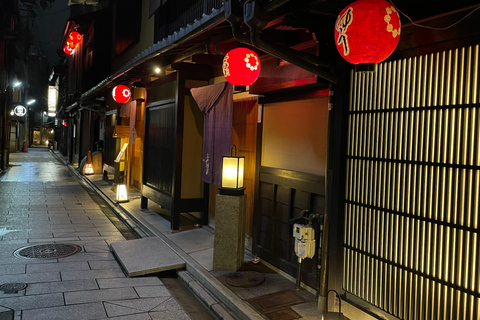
[389,1,480,30]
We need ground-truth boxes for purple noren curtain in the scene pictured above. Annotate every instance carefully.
[191,82,233,186]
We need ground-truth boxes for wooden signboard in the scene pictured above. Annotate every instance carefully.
[114,143,128,163]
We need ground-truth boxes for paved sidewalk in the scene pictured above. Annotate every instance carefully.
[1,148,345,320]
[61,154,327,320]
[0,149,207,320]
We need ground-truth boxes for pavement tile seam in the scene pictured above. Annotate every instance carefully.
[103,296,177,314]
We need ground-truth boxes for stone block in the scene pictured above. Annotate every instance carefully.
[110,238,185,276]
[213,194,246,271]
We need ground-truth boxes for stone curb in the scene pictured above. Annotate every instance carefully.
[52,152,248,320]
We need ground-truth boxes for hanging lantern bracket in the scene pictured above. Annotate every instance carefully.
[224,0,337,83]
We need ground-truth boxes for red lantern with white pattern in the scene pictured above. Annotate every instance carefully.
[223,48,261,86]
[69,31,83,45]
[63,44,74,55]
[334,0,401,71]
[67,40,78,49]
[112,85,131,103]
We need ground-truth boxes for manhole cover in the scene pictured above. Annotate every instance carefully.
[225,271,266,288]
[0,283,27,293]
[13,243,82,259]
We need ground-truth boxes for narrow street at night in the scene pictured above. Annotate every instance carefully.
[2,0,479,319]
[0,148,213,320]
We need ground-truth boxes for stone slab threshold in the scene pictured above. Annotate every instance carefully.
[110,237,185,277]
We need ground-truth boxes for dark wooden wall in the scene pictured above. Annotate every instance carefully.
[254,167,325,287]
[143,101,175,194]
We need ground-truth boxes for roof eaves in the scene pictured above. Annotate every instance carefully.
[67,6,225,113]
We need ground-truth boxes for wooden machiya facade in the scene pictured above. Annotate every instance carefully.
[337,8,480,320]
[141,64,212,230]
[60,0,480,319]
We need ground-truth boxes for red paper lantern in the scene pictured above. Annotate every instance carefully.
[63,44,74,55]
[112,85,131,103]
[69,31,83,44]
[67,40,78,49]
[334,0,401,71]
[223,48,261,86]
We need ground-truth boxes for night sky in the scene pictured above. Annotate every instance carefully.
[27,0,70,67]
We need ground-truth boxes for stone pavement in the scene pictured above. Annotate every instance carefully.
[1,148,359,320]
[0,148,212,320]
[65,156,330,320]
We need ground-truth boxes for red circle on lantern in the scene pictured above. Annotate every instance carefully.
[223,48,261,86]
[63,44,74,55]
[334,0,401,66]
[112,85,131,103]
[69,31,83,44]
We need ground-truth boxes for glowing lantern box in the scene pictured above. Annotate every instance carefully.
[223,48,261,86]
[334,0,401,71]
[220,147,245,196]
[116,184,129,203]
[84,151,94,175]
[112,85,131,103]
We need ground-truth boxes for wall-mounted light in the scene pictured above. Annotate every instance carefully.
[48,85,58,112]
[116,184,129,203]
[84,151,94,175]
[13,81,22,88]
[220,145,245,196]
[26,99,36,105]
[14,105,26,116]
[155,67,161,74]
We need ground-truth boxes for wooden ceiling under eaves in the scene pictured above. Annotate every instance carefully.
[134,0,480,89]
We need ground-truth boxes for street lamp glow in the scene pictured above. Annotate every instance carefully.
[13,81,22,88]
[27,99,36,105]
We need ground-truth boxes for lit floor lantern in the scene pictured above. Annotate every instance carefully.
[334,0,401,72]
[116,184,129,203]
[84,151,94,175]
[220,145,245,196]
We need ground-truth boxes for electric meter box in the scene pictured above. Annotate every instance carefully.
[293,223,316,259]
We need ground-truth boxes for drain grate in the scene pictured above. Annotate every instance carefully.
[13,243,82,259]
[265,308,301,320]
[0,283,27,294]
[225,271,266,288]
[247,290,305,313]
